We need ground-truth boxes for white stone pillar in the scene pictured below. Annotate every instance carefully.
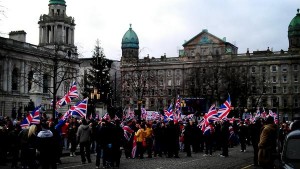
[20,61,25,93]
[3,59,8,91]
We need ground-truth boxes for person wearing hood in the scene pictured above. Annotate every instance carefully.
[36,121,57,169]
[77,118,92,164]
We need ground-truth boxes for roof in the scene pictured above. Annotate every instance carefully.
[121,24,139,49]
[49,0,66,5]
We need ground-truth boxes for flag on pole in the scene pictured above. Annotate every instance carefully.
[217,95,231,120]
[56,81,79,108]
[69,98,88,117]
[20,106,41,129]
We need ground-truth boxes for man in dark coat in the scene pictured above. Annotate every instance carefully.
[220,120,230,157]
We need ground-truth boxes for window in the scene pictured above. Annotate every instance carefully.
[271,65,277,72]
[272,86,277,94]
[294,86,299,93]
[293,65,298,71]
[294,98,299,108]
[176,79,181,86]
[283,86,287,94]
[294,75,298,82]
[281,65,288,72]
[28,71,33,92]
[272,98,279,107]
[251,67,256,73]
[272,76,277,83]
[43,74,49,93]
[262,67,266,73]
[282,75,288,83]
[262,75,266,83]
[167,79,172,86]
[159,79,164,86]
[283,99,288,108]
[176,69,181,76]
[12,68,19,91]
[167,70,172,76]
[168,89,172,96]
[202,68,206,74]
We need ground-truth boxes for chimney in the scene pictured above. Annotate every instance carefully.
[9,30,26,42]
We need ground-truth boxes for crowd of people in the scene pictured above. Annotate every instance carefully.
[0,112,300,169]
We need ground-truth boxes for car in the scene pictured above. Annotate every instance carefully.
[280,129,300,169]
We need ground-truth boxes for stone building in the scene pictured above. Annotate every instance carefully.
[120,10,300,120]
[0,0,79,117]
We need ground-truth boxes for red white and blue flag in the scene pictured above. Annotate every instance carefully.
[204,104,218,125]
[217,95,231,120]
[56,81,79,108]
[164,103,173,121]
[68,98,88,118]
[20,106,41,129]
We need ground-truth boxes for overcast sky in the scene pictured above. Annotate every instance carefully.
[0,0,299,60]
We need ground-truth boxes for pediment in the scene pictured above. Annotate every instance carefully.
[183,31,226,47]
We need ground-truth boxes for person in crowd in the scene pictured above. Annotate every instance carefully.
[203,122,214,157]
[36,121,58,169]
[153,121,163,157]
[220,120,230,157]
[50,121,63,165]
[19,125,30,168]
[27,125,38,169]
[112,119,124,168]
[183,120,193,157]
[123,119,134,159]
[77,118,92,164]
[144,122,153,158]
[61,120,69,150]
[166,120,180,158]
[0,121,9,166]
[101,119,115,167]
[95,121,104,169]
[68,117,78,157]
[238,121,248,152]
[249,118,262,166]
[89,119,98,154]
[258,116,277,169]
[8,124,22,168]
[290,119,300,131]
[135,122,146,159]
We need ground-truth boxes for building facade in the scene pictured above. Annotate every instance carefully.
[0,0,80,117]
[120,10,300,120]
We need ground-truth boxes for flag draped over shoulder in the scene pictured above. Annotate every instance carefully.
[20,106,41,129]
[56,81,79,108]
[132,135,137,158]
[217,95,231,120]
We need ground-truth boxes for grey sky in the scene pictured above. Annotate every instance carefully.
[1,0,299,60]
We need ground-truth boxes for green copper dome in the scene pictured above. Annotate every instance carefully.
[289,9,300,33]
[121,24,139,49]
[49,0,66,5]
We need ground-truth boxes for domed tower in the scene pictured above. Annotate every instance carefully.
[288,9,300,54]
[121,24,139,63]
[38,0,77,54]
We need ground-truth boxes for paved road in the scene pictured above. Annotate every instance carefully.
[2,145,264,169]
[56,145,261,169]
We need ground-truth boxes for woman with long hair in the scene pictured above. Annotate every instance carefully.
[27,124,38,169]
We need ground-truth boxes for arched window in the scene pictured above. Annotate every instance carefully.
[43,74,49,93]
[12,68,19,91]
[28,71,33,92]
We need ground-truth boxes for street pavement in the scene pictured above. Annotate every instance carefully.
[3,145,266,169]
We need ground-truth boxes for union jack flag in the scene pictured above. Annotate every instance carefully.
[164,103,173,121]
[268,110,278,124]
[217,95,231,120]
[20,106,41,129]
[68,98,88,118]
[141,107,147,120]
[56,81,79,108]
[204,104,218,125]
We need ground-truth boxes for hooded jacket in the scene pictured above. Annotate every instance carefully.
[77,124,91,143]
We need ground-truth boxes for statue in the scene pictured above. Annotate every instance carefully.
[29,72,40,93]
